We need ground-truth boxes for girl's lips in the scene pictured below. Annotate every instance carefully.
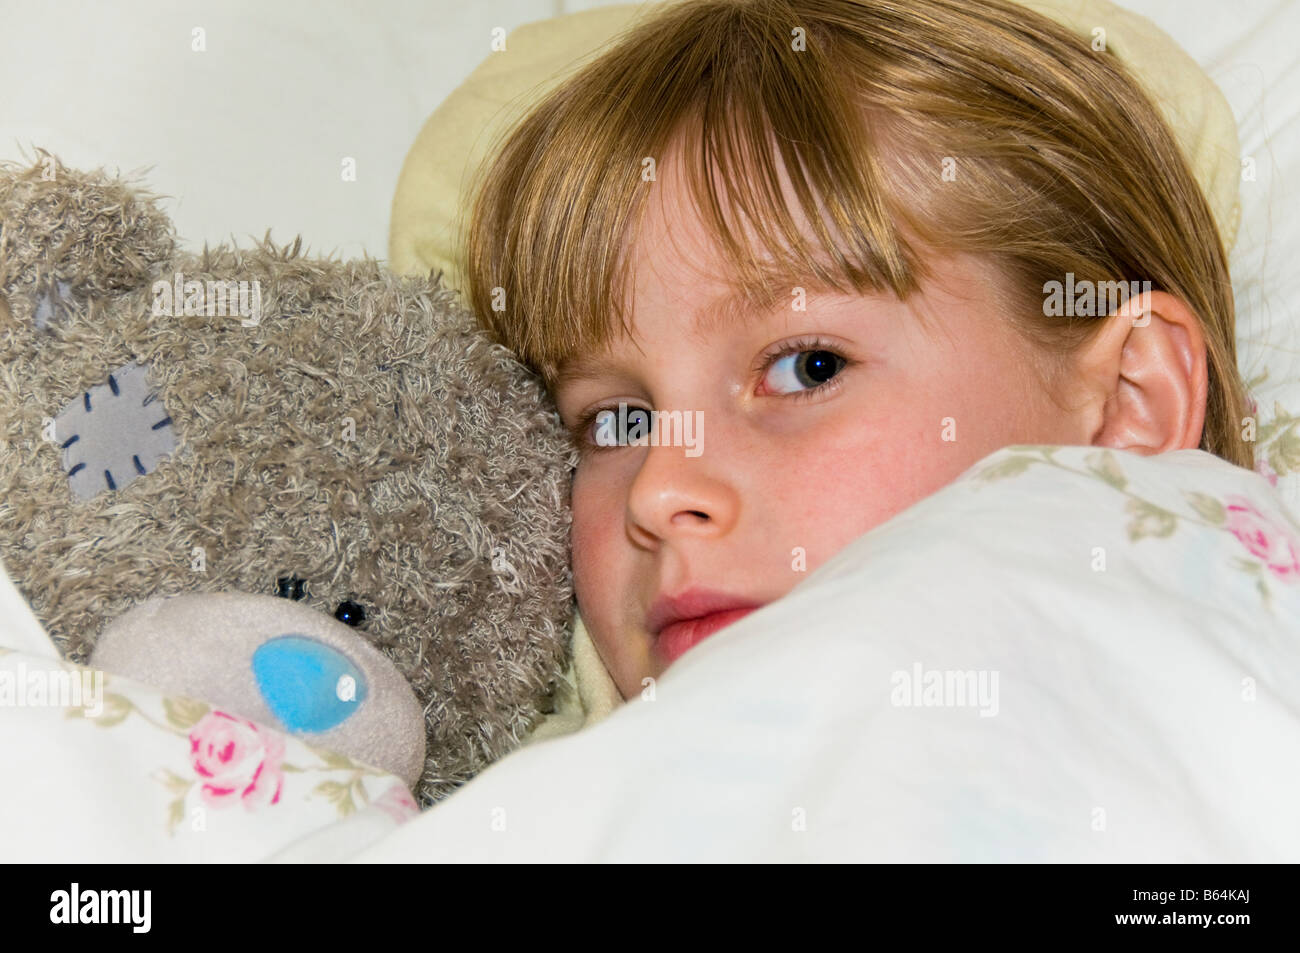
[655,607,757,664]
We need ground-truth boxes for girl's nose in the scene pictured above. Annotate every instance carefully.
[624,440,739,548]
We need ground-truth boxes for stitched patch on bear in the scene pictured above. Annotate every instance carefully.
[34,280,73,329]
[55,361,177,500]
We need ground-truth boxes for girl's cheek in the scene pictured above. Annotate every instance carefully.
[570,465,618,597]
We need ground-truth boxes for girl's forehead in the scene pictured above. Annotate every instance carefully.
[635,134,833,272]
[551,122,914,389]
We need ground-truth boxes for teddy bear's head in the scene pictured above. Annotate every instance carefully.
[0,150,577,804]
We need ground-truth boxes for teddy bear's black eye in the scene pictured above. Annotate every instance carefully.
[334,600,366,627]
[276,576,308,601]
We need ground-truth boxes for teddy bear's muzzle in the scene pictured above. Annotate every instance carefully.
[90,591,427,789]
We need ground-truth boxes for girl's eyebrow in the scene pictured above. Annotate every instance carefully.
[554,347,648,389]
[554,279,846,387]
[554,358,609,388]
[696,285,782,334]
[553,293,769,387]
[697,276,848,333]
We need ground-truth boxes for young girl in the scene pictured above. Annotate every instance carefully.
[461,0,1251,700]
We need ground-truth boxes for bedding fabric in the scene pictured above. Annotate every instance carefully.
[324,443,1300,862]
[3,442,1297,861]
[0,552,420,863]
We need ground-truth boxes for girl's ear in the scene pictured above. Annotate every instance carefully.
[1073,290,1208,455]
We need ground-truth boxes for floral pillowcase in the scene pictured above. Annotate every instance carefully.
[0,644,419,862]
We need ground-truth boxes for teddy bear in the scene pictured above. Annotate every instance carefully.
[0,149,577,806]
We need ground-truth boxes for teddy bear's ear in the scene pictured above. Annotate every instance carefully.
[0,148,176,329]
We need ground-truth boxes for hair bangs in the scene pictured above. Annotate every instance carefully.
[465,0,922,387]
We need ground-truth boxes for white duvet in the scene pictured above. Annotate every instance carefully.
[7,442,1296,862]
[335,444,1300,862]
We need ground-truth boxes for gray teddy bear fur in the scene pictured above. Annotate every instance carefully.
[0,149,577,805]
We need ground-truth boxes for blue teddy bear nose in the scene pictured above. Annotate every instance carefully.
[251,635,369,733]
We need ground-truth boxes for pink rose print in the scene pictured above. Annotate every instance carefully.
[371,783,420,824]
[189,711,286,810]
[1255,457,1280,488]
[1224,495,1300,582]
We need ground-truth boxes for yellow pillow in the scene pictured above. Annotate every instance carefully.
[388,0,1242,293]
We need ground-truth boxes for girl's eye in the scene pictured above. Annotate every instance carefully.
[567,405,653,453]
[762,349,846,395]
[569,341,850,453]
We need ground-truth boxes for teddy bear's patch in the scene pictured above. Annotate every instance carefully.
[54,360,176,500]
[33,279,71,329]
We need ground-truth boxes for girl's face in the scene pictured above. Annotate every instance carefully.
[553,155,1090,700]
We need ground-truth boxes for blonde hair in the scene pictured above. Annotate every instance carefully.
[463,0,1253,468]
